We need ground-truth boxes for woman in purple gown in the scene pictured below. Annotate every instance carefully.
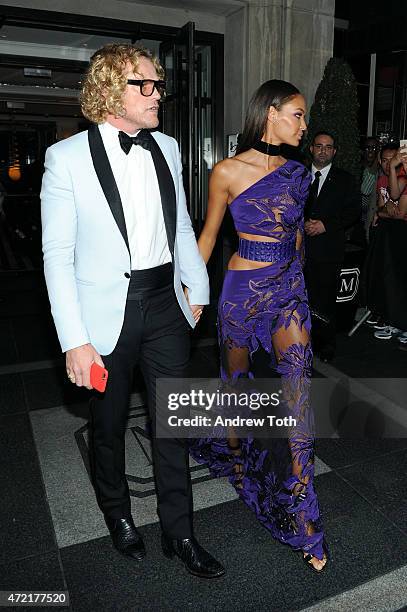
[190,80,328,572]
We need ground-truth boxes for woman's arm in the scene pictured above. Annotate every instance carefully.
[376,188,387,218]
[198,161,231,264]
[377,188,396,218]
[388,150,407,200]
[398,193,407,217]
[295,225,305,266]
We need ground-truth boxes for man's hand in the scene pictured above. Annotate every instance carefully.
[184,287,203,323]
[66,343,104,390]
[305,219,326,236]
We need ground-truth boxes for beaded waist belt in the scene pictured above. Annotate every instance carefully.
[237,238,296,262]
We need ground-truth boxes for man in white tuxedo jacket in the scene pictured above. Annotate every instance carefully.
[41,43,224,578]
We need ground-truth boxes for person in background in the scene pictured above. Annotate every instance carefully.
[370,143,407,341]
[387,145,407,209]
[395,159,407,351]
[304,132,360,363]
[376,143,406,222]
[361,137,380,242]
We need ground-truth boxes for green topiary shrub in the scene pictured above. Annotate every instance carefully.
[305,57,361,180]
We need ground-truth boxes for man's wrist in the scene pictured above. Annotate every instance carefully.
[66,342,91,353]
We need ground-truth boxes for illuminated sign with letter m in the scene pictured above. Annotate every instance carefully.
[337,267,360,302]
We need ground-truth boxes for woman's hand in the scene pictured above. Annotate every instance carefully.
[387,201,399,217]
[400,147,407,173]
[184,287,203,323]
[390,147,407,167]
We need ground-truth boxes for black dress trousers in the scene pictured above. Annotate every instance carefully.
[304,259,341,352]
[88,264,193,539]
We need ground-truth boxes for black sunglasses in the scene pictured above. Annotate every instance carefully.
[127,79,166,97]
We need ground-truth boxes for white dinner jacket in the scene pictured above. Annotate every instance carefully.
[40,126,209,355]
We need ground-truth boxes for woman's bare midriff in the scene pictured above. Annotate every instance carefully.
[228,232,283,270]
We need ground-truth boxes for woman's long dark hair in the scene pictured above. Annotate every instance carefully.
[236,79,300,155]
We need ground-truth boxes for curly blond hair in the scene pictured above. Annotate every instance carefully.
[80,43,164,124]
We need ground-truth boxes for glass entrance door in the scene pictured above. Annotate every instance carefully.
[159,23,224,309]
[160,22,195,221]
[160,23,217,234]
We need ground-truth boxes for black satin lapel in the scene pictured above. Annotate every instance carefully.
[148,135,176,256]
[88,124,130,253]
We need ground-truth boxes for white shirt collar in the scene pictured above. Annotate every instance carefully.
[312,163,331,179]
[99,121,141,150]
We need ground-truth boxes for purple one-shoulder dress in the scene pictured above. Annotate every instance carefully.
[190,159,325,560]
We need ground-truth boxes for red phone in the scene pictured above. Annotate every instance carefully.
[90,362,109,392]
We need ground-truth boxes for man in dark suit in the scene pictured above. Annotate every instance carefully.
[304,131,360,362]
[41,43,224,578]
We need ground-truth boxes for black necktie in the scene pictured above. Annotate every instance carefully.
[305,170,321,219]
[118,129,152,154]
[310,170,321,200]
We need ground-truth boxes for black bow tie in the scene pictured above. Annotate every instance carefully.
[118,129,152,154]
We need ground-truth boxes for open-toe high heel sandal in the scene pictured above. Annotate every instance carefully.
[302,540,329,574]
[288,481,329,573]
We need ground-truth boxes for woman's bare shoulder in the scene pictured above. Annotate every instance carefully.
[212,155,251,181]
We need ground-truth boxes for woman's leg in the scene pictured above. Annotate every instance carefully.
[220,339,253,486]
[272,314,327,569]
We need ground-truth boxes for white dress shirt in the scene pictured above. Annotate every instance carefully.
[99,122,172,270]
[311,163,332,196]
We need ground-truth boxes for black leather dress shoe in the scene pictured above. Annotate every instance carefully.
[105,516,146,560]
[161,534,225,578]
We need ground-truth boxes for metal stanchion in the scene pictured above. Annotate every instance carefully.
[348,308,372,337]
